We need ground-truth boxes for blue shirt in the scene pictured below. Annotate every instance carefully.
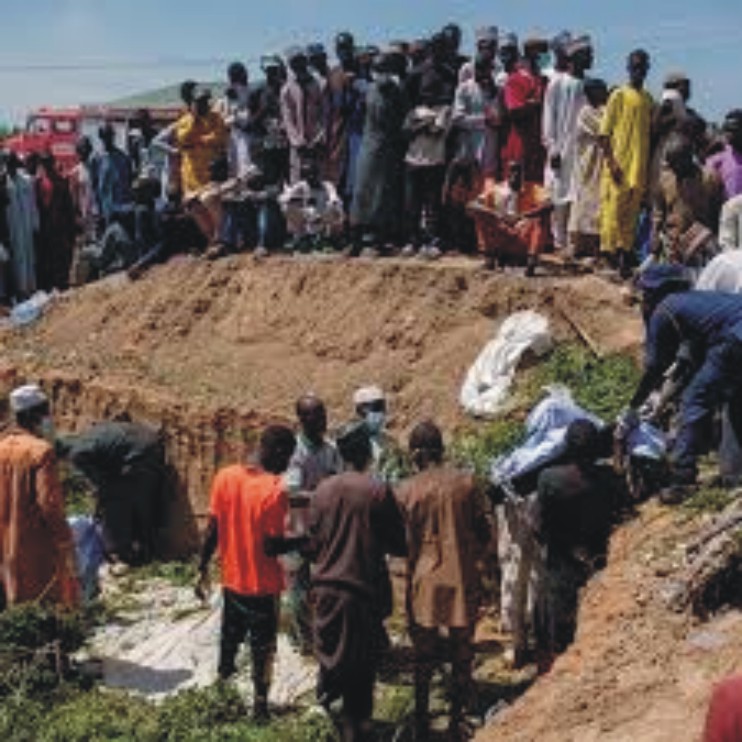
[646,291,742,377]
[95,148,132,223]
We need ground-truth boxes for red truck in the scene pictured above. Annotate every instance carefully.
[2,105,182,174]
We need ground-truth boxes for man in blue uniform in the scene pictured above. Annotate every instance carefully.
[628,275,742,501]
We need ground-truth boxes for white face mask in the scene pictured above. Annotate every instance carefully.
[364,411,386,437]
[39,416,56,443]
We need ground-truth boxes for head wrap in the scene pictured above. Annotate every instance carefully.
[353,385,385,406]
[565,34,592,58]
[551,30,573,52]
[523,35,549,54]
[284,45,305,62]
[261,54,283,71]
[10,384,48,414]
[499,31,518,49]
[476,26,499,44]
[306,43,326,57]
[664,70,689,88]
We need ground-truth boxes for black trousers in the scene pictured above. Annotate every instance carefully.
[218,589,279,699]
[405,164,446,247]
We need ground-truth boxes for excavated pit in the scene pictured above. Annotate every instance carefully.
[0,255,643,552]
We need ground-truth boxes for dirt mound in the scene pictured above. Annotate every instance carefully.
[0,255,642,436]
[479,502,742,742]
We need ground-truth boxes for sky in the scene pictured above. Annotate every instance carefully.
[0,0,740,125]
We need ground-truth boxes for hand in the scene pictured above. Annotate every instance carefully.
[616,407,639,435]
[194,569,211,603]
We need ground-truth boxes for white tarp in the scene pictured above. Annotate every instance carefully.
[460,311,552,418]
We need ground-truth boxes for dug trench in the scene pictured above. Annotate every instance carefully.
[0,255,642,552]
[3,256,741,740]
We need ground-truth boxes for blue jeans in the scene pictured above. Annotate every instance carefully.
[673,337,742,481]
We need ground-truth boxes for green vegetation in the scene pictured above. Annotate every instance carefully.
[683,486,738,515]
[0,685,336,741]
[451,343,641,478]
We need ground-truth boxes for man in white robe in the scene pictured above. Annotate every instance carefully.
[4,153,39,299]
[542,36,593,252]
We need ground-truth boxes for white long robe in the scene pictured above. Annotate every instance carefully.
[542,72,586,205]
[5,172,39,297]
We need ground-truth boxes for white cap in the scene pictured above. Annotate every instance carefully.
[9,383,48,413]
[353,385,385,406]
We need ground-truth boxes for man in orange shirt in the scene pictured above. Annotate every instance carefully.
[196,425,296,720]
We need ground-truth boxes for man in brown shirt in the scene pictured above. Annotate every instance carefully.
[397,420,491,742]
[652,133,725,266]
[0,384,79,609]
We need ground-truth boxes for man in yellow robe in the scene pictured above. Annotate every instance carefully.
[599,50,654,278]
[175,87,229,246]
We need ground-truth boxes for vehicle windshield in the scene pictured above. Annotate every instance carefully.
[26,116,78,135]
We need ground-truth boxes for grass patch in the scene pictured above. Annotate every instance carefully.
[683,486,738,515]
[0,684,338,742]
[451,343,641,478]
[518,344,641,421]
[122,560,200,590]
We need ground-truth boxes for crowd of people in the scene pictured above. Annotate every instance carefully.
[1,22,742,299]
[3,18,742,742]
[0,378,620,741]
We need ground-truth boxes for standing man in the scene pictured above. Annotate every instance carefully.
[501,36,548,184]
[534,419,618,672]
[353,385,408,483]
[453,55,501,182]
[283,394,342,654]
[248,56,290,187]
[175,86,229,247]
[196,425,296,721]
[325,32,359,200]
[218,62,253,180]
[706,110,742,202]
[57,417,167,566]
[403,32,457,257]
[3,151,39,300]
[36,153,75,291]
[69,136,99,245]
[0,384,79,609]
[281,47,326,183]
[306,422,406,742]
[351,49,408,250]
[542,35,592,254]
[599,49,654,278]
[397,421,491,742]
[568,78,609,259]
[96,123,133,229]
[457,26,498,84]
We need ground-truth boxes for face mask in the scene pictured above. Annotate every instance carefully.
[537,53,551,71]
[364,411,386,436]
[39,416,56,443]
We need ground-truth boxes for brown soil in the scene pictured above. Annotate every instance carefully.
[0,255,642,435]
[0,255,642,550]
[478,501,742,742]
